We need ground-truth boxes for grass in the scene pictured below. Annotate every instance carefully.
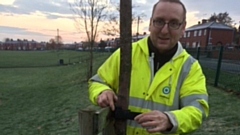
[0,50,110,135]
[188,85,240,135]
[0,50,92,67]
[1,50,240,134]
[0,66,86,134]
[202,67,240,92]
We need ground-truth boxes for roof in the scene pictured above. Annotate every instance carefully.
[132,34,149,39]
[186,21,234,31]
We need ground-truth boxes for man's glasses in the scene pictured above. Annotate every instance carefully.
[153,19,183,30]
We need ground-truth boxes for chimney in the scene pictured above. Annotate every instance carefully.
[202,19,207,24]
[198,21,201,25]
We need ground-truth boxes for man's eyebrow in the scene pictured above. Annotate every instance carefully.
[172,18,181,21]
[153,17,180,22]
[153,17,164,20]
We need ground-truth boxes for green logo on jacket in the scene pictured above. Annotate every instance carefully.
[162,86,170,94]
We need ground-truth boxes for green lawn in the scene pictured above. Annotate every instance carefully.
[188,85,240,135]
[0,66,88,134]
[202,67,240,93]
[0,50,240,135]
[0,50,91,67]
[0,50,110,135]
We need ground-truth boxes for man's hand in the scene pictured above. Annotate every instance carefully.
[134,110,173,133]
[97,90,118,111]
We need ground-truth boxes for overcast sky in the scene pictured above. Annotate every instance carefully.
[1,0,240,43]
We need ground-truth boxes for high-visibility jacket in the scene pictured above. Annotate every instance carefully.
[89,37,209,135]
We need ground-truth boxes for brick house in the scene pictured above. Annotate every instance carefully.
[180,20,234,48]
[0,39,45,50]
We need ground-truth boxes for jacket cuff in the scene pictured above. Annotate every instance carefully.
[162,112,178,134]
[89,82,111,105]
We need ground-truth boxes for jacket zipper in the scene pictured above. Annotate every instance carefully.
[149,52,154,88]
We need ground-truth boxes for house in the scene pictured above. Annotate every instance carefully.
[0,39,45,50]
[132,34,149,42]
[64,42,83,50]
[180,20,234,48]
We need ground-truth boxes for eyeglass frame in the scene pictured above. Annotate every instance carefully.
[152,19,184,30]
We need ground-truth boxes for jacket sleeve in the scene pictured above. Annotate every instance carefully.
[88,49,120,105]
[165,60,209,134]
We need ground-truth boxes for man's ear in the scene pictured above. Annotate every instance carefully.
[181,21,187,35]
[149,17,152,31]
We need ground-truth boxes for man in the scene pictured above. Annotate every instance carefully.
[88,0,209,134]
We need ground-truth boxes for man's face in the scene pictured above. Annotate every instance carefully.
[149,2,186,53]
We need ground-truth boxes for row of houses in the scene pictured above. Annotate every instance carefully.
[99,20,239,50]
[180,19,240,49]
[1,21,239,51]
[0,39,46,50]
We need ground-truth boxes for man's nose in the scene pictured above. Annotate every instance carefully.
[160,23,169,34]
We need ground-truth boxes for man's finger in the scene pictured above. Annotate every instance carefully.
[108,94,115,111]
[114,95,118,101]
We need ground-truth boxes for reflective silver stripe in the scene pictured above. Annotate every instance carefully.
[163,112,178,133]
[177,56,196,87]
[90,74,107,85]
[129,96,173,111]
[181,94,208,119]
[127,120,142,128]
[172,56,196,108]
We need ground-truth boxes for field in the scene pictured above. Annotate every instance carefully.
[0,50,110,135]
[188,85,240,135]
[0,50,240,135]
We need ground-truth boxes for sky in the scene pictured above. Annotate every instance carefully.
[1,0,240,43]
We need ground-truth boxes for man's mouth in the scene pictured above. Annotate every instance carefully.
[159,37,170,40]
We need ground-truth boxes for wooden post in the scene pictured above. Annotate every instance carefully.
[79,108,95,135]
[79,105,116,135]
[114,0,132,135]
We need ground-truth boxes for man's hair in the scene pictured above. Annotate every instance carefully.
[151,0,187,21]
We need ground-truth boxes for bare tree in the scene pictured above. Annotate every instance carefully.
[208,12,233,26]
[46,36,63,50]
[55,36,64,50]
[103,3,145,37]
[70,0,109,80]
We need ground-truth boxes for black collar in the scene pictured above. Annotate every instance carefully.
[147,37,178,73]
[147,37,178,57]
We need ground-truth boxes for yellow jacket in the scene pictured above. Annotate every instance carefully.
[89,37,209,135]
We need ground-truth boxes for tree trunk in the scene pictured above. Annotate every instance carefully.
[88,40,93,80]
[114,0,132,135]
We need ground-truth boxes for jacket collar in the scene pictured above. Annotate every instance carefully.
[137,36,185,59]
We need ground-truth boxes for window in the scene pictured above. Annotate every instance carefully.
[194,30,197,37]
[192,42,196,48]
[184,32,186,38]
[198,30,202,36]
[187,32,191,37]
[186,42,189,48]
[204,29,207,35]
[197,42,201,47]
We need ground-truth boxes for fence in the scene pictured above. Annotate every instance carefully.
[185,45,240,93]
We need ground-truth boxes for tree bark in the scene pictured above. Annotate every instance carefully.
[114,0,132,135]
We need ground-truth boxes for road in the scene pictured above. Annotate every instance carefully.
[198,58,240,74]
